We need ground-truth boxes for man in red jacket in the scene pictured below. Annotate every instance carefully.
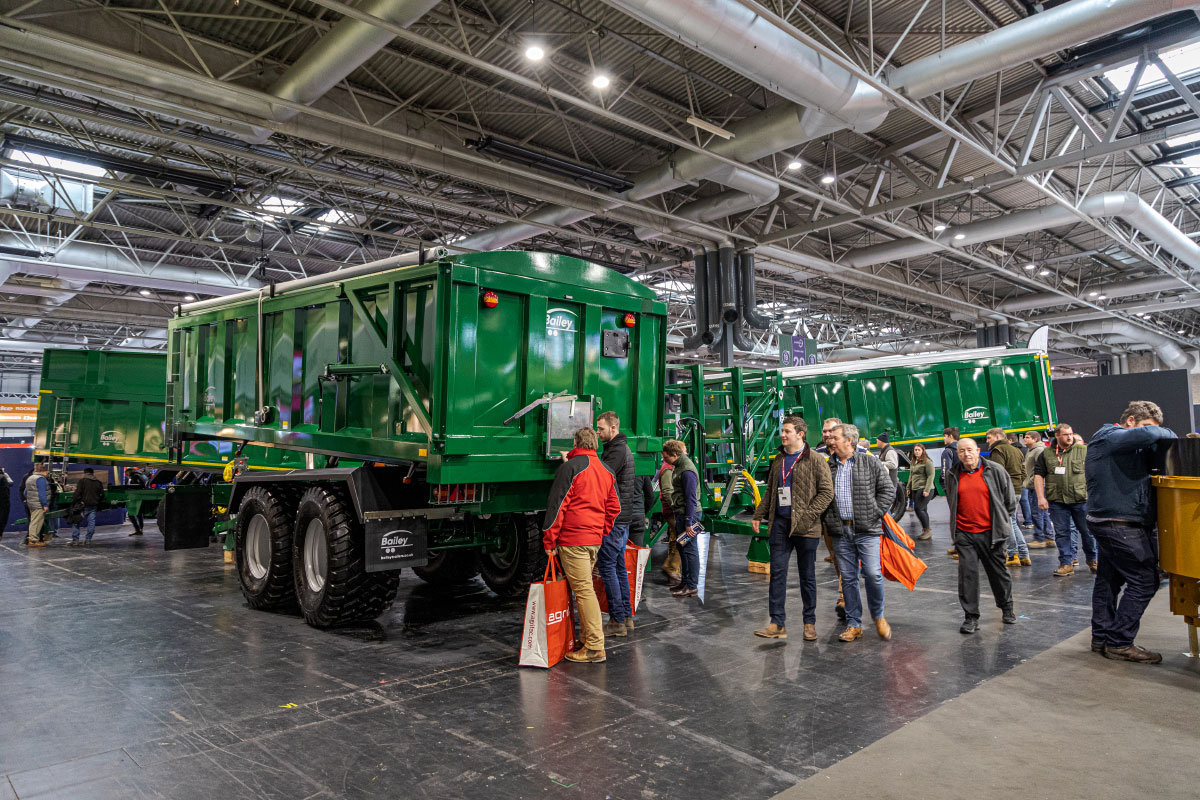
[543,427,622,664]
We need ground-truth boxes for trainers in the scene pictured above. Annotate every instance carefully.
[1088,560,1098,573]
[802,624,817,641]
[1019,556,1032,566]
[875,618,892,641]
[603,621,628,638]
[1021,524,1034,530]
[1005,554,1019,566]
[1053,564,1074,577]
[754,622,787,639]
[838,626,863,642]
[625,618,635,631]
[917,529,932,540]
[1102,644,1162,664]
[960,617,979,634]
[565,648,606,663]
[1002,609,1017,624]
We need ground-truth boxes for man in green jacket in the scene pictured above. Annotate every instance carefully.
[1034,424,1097,576]
[751,417,834,642]
[985,428,1029,566]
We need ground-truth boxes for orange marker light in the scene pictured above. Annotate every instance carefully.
[482,290,499,308]
[623,313,636,327]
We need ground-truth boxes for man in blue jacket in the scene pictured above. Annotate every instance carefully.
[1085,401,1177,664]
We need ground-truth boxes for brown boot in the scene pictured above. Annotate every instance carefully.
[917,529,932,541]
[802,624,817,641]
[754,622,787,639]
[603,621,628,638]
[223,549,234,565]
[1088,560,1098,573]
[1053,564,1074,577]
[565,648,606,663]
[835,594,846,620]
[1019,556,1032,566]
[875,618,892,641]
[838,626,863,642]
[946,547,958,556]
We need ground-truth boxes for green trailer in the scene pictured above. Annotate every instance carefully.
[667,346,1058,560]
[167,250,667,627]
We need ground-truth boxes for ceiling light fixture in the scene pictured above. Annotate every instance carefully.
[686,116,735,140]
[1023,263,1036,271]
[953,233,966,240]
[591,73,611,89]
[1039,269,1051,276]
[316,224,330,233]
[183,294,196,302]
[787,159,803,170]
[820,174,836,185]
[525,45,545,61]
[1098,294,1107,300]
[933,224,947,232]
[138,288,152,297]
[1088,291,1099,296]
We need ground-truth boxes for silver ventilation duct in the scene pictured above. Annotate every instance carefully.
[1069,319,1194,370]
[843,193,1200,279]
[998,275,1189,314]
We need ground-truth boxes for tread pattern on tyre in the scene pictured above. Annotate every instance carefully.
[413,548,479,585]
[293,484,400,628]
[478,513,546,598]
[235,485,298,610]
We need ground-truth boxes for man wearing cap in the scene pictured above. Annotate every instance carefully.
[876,433,899,488]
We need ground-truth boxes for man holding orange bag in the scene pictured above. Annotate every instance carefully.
[543,427,622,664]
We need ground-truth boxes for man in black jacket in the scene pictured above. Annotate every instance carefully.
[68,468,106,546]
[596,411,634,636]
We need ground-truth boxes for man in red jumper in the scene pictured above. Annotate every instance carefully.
[542,427,622,663]
[945,437,1018,634]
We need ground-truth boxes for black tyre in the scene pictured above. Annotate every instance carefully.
[291,484,400,628]
[413,549,480,585]
[478,514,546,598]
[235,486,297,610]
[890,483,908,524]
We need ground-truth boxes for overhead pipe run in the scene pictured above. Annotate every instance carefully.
[998,275,1188,314]
[1068,319,1194,370]
[843,192,1200,297]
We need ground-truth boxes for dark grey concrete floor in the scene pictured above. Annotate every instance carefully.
[0,502,1119,799]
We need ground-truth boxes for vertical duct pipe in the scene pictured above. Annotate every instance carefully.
[718,245,739,324]
[683,250,713,350]
[738,250,772,330]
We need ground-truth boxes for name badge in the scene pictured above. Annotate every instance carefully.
[1054,466,1067,475]
[777,486,792,506]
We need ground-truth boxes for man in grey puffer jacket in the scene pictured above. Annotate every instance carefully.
[821,423,896,643]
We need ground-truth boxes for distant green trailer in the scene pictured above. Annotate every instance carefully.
[668,346,1058,548]
[168,250,667,626]
[31,349,332,548]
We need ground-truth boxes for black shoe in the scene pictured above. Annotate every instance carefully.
[1102,644,1162,664]
[1091,640,1106,653]
[959,618,979,634]
[1002,610,1017,624]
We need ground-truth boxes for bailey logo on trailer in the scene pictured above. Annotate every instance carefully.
[99,430,124,447]
[546,307,577,338]
[964,407,988,424]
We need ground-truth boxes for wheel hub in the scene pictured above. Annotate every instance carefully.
[303,518,328,593]
[246,513,270,580]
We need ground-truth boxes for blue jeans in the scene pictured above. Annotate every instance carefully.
[1019,489,1034,526]
[677,517,699,590]
[768,516,820,626]
[1005,517,1029,558]
[834,526,885,628]
[598,523,632,622]
[1049,502,1096,566]
[71,506,97,541]
[1089,520,1160,648]
[1026,495,1052,541]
